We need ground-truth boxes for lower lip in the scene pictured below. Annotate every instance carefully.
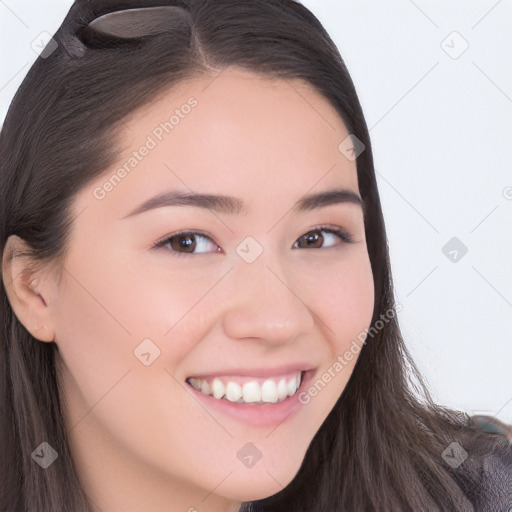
[185,370,315,428]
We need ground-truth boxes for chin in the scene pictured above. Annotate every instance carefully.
[218,463,300,502]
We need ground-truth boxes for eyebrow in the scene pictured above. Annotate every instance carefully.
[122,188,365,218]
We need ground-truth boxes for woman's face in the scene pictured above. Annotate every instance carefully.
[48,67,374,510]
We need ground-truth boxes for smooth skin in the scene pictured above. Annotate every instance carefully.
[3,67,374,512]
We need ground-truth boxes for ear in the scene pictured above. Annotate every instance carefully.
[2,235,56,342]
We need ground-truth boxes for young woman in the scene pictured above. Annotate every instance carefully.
[1,1,510,511]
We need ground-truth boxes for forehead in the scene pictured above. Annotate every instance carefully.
[78,67,359,219]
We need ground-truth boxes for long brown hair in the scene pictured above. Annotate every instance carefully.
[0,1,500,510]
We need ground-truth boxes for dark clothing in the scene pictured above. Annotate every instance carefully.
[451,416,512,511]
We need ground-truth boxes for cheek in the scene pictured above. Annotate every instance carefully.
[51,250,210,480]
[304,251,375,350]
[51,265,135,414]
[296,253,374,410]
[332,266,374,350]
[54,242,212,359]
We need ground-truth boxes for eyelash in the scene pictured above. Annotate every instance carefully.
[152,225,356,257]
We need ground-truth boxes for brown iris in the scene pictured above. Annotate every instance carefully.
[297,230,324,249]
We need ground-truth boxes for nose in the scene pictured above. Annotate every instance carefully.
[221,257,315,345]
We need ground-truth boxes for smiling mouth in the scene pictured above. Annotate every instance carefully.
[185,370,304,405]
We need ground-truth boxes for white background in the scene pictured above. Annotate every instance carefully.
[1,0,511,423]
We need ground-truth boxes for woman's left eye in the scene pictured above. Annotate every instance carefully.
[153,226,355,257]
[294,226,355,249]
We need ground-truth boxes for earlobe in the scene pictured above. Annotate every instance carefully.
[2,235,55,343]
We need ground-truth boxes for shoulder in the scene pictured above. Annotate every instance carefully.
[447,415,512,511]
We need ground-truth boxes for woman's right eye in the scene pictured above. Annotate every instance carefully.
[153,231,220,257]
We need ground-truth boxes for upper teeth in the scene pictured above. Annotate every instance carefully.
[187,372,303,404]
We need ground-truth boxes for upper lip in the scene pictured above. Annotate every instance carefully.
[186,363,316,379]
